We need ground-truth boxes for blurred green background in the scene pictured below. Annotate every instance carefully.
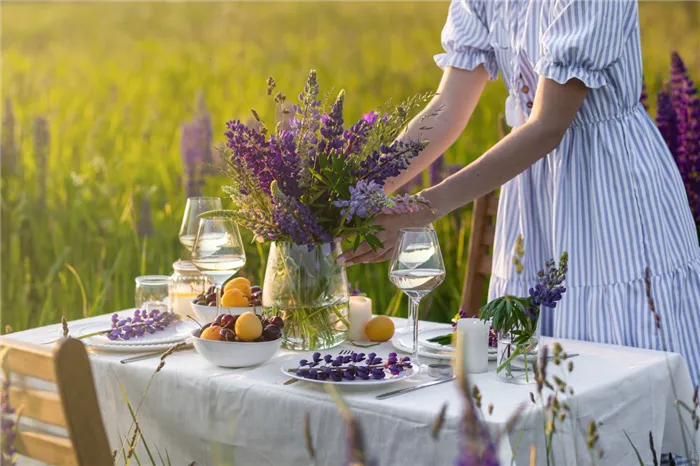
[1,2,699,332]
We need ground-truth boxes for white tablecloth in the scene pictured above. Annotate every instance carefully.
[9,315,699,466]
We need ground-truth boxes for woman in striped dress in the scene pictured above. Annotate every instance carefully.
[340,0,700,387]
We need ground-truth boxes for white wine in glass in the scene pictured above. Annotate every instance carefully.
[179,197,223,252]
[389,228,445,369]
[191,218,246,317]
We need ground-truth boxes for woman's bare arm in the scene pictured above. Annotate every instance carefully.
[340,76,589,266]
[422,76,589,218]
[383,66,490,194]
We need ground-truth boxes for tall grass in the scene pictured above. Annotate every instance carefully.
[1,2,699,332]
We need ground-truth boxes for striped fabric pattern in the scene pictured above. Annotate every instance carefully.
[435,0,700,387]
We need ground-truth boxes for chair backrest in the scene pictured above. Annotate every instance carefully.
[459,190,499,317]
[0,337,113,466]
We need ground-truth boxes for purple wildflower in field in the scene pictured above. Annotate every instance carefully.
[640,78,649,111]
[430,155,446,186]
[2,99,16,178]
[653,52,700,225]
[181,118,209,197]
[34,116,49,208]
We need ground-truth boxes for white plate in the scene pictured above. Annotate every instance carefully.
[84,341,188,353]
[75,312,198,347]
[392,330,497,361]
[280,360,419,387]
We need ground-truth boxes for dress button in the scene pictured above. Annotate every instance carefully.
[526,101,533,109]
[521,85,530,94]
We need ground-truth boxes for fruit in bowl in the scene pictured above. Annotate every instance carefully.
[191,312,285,368]
[191,278,263,323]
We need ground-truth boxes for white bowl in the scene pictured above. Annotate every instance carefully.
[191,328,281,368]
[190,301,254,325]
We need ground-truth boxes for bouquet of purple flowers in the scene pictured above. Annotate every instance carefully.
[207,70,431,249]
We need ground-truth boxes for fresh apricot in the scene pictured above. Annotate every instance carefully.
[201,326,222,341]
[221,288,249,307]
[365,316,395,342]
[224,277,252,297]
[235,312,263,342]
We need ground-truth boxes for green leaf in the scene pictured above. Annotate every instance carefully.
[365,233,383,252]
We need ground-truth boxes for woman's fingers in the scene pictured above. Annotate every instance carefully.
[344,246,395,266]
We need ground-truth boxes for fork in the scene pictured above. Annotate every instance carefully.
[283,349,353,385]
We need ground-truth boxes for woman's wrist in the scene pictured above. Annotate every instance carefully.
[419,184,452,223]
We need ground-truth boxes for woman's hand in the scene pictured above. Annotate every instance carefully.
[338,205,438,266]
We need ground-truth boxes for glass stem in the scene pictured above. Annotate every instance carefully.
[215,285,222,317]
[408,296,421,369]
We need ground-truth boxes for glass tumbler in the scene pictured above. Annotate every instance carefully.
[135,275,169,313]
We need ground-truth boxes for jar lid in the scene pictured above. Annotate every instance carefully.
[172,260,199,272]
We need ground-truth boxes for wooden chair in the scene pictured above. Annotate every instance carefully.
[459,190,500,317]
[0,337,113,466]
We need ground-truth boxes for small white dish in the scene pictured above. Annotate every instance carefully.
[280,361,418,387]
[190,301,255,325]
[191,328,280,368]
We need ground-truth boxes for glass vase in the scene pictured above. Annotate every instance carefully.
[496,312,542,385]
[262,240,349,351]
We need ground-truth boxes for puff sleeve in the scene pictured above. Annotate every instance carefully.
[434,0,499,80]
[534,0,637,89]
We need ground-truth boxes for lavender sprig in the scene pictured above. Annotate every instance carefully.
[105,309,178,341]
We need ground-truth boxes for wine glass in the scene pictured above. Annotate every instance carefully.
[389,227,445,369]
[190,217,246,317]
[179,197,223,252]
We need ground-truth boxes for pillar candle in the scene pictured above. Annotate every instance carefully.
[455,318,489,374]
[348,296,372,341]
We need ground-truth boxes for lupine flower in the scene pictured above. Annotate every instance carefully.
[529,252,568,310]
[272,181,329,245]
[356,139,427,186]
[430,155,445,186]
[334,180,388,222]
[318,90,345,157]
[181,120,206,197]
[34,117,49,209]
[382,193,427,215]
[653,53,700,226]
[2,99,16,178]
[640,78,649,111]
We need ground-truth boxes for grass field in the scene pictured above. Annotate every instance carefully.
[1,2,699,332]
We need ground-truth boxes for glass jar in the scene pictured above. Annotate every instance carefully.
[135,275,169,313]
[496,311,542,385]
[168,261,207,319]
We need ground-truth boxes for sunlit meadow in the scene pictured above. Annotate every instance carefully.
[1,2,699,332]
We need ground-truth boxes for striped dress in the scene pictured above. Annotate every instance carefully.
[435,0,700,387]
